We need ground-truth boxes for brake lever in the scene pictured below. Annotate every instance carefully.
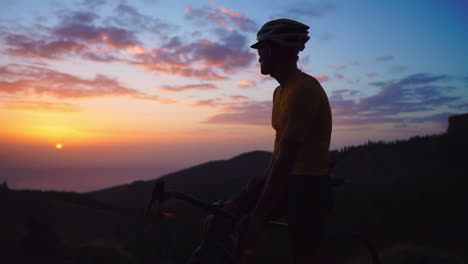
[145,180,174,220]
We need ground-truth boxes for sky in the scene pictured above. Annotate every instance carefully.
[0,0,467,191]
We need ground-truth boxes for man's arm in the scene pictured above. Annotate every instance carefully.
[246,154,276,192]
[251,138,300,218]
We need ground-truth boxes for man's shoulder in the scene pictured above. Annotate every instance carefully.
[298,72,323,88]
[291,72,323,96]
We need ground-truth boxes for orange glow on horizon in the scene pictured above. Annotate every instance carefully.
[56,143,62,149]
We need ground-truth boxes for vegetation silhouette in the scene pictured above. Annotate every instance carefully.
[0,113,466,263]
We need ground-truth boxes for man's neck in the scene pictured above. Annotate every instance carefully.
[271,64,300,86]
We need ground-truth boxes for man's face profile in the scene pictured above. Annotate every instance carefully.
[256,42,272,75]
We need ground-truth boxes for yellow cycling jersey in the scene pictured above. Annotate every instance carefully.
[272,70,332,176]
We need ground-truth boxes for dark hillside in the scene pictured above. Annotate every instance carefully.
[88,150,272,210]
[1,113,466,263]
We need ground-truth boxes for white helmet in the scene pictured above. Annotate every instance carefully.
[250,18,310,51]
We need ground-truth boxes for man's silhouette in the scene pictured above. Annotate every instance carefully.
[188,18,333,264]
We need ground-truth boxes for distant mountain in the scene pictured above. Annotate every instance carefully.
[87,150,273,210]
[87,112,467,209]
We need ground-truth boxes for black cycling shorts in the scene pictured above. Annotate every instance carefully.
[232,174,334,251]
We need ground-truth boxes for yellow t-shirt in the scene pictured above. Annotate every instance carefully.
[272,71,332,176]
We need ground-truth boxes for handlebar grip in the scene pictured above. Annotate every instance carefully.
[241,248,254,256]
[156,200,175,219]
[146,180,175,220]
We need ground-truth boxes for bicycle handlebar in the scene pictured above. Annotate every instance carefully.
[145,177,345,227]
[144,180,237,220]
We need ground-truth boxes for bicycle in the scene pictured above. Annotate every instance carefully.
[144,179,383,264]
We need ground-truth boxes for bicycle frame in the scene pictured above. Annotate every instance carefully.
[144,178,382,264]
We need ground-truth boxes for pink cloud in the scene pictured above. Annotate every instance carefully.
[236,79,256,88]
[229,95,249,100]
[189,36,255,72]
[53,24,141,49]
[1,4,255,82]
[0,100,80,112]
[184,5,257,32]
[188,98,223,108]
[202,100,271,125]
[5,34,89,60]
[315,75,330,83]
[0,64,164,101]
[129,31,254,80]
[367,72,379,77]
[161,83,218,92]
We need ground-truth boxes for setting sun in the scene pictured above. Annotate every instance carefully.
[56,143,63,149]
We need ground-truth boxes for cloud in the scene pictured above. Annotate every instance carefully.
[3,9,145,62]
[202,100,271,125]
[448,101,468,110]
[367,72,379,77]
[316,75,331,83]
[190,31,256,72]
[80,0,107,9]
[53,23,141,49]
[58,10,100,25]
[335,73,345,80]
[132,55,228,80]
[331,73,464,126]
[0,100,80,112]
[1,4,255,81]
[105,4,176,36]
[161,83,218,92]
[331,89,359,100]
[229,95,249,101]
[275,2,336,19]
[131,30,255,79]
[389,65,408,74]
[4,34,90,60]
[184,5,258,32]
[0,64,163,101]
[236,80,256,88]
[376,55,394,62]
[189,98,224,108]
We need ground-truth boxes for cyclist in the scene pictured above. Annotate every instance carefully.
[188,18,333,264]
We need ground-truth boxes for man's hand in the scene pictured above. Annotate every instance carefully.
[245,174,266,192]
[245,156,275,192]
[237,212,267,257]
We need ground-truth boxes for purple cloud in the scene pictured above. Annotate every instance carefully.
[189,31,255,72]
[161,83,218,92]
[57,10,99,25]
[54,24,141,49]
[331,73,464,126]
[1,3,256,81]
[105,4,176,36]
[0,64,163,101]
[202,100,271,125]
[184,5,258,32]
[5,34,89,60]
